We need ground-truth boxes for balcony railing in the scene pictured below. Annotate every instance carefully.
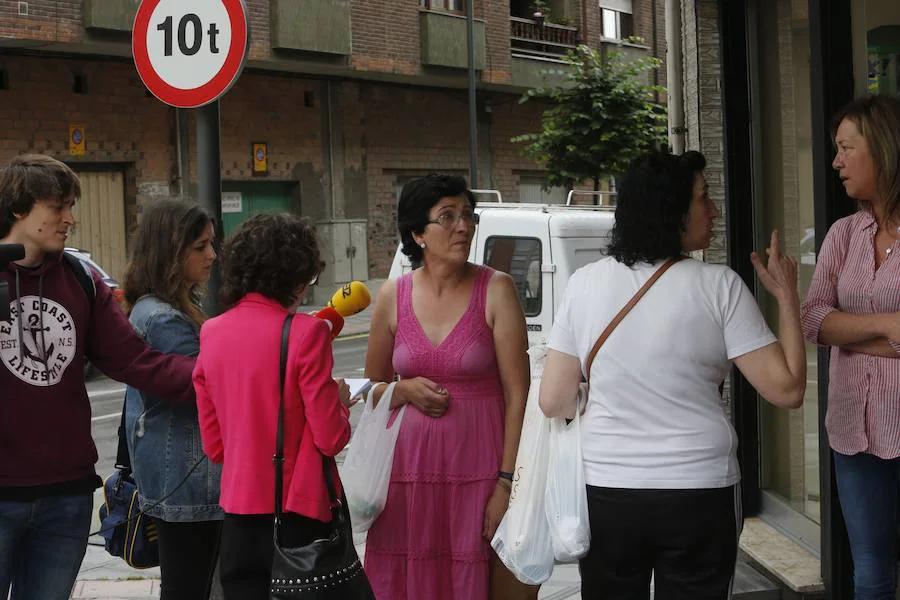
[510,16,578,60]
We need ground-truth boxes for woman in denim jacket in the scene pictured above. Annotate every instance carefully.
[123,200,222,599]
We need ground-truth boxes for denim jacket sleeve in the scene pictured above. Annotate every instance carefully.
[88,290,195,403]
[144,310,200,358]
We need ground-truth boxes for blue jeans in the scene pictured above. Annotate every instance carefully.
[833,451,900,600]
[0,493,93,600]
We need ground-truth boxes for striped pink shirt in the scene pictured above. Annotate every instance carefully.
[801,210,900,459]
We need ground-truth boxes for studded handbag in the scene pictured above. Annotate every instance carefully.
[269,314,375,600]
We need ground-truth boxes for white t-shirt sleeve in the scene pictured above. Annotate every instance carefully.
[548,269,581,360]
[719,269,778,359]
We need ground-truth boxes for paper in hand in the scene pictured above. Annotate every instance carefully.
[346,378,374,405]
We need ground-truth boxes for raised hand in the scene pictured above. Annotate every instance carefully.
[751,230,799,303]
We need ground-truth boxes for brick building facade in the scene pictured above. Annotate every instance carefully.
[0,0,663,288]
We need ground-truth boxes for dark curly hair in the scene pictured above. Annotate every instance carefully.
[607,150,707,266]
[220,213,323,310]
[398,173,475,263]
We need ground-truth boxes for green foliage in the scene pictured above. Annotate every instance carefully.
[530,1,551,14]
[513,45,668,189]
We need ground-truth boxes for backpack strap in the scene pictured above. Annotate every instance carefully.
[61,252,97,312]
[114,403,132,472]
[61,254,125,463]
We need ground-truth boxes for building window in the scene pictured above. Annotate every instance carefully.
[752,0,819,527]
[484,237,543,316]
[420,0,464,13]
[600,1,634,41]
[601,8,634,40]
[519,176,568,204]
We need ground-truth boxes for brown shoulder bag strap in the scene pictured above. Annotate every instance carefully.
[584,256,684,384]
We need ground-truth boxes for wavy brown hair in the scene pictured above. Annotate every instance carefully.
[220,212,322,310]
[123,200,212,327]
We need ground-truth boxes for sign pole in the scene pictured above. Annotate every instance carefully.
[132,0,249,317]
[196,101,223,316]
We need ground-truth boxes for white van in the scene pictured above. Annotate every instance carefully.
[388,191,616,347]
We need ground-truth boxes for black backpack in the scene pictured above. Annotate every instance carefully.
[61,252,96,312]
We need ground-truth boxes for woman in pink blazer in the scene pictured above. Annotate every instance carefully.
[193,213,353,600]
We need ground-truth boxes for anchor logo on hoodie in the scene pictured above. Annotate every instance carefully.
[0,295,76,386]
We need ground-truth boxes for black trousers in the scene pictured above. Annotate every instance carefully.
[219,512,332,600]
[578,485,742,600]
[154,518,222,600]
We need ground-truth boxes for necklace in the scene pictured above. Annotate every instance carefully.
[884,227,900,256]
[886,226,900,255]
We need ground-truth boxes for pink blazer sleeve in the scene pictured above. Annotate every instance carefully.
[193,344,224,463]
[295,319,351,457]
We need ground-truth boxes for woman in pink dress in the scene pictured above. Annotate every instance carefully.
[363,174,531,599]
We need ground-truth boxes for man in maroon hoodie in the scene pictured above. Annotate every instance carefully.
[0,154,196,600]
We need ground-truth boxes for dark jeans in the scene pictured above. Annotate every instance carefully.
[219,512,332,600]
[579,485,742,600]
[155,518,222,600]
[833,451,900,600]
[0,493,92,600]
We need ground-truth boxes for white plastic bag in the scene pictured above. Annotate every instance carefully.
[341,382,406,533]
[544,409,590,562]
[491,345,555,585]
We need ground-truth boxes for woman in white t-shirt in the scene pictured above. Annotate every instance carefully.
[539,150,806,600]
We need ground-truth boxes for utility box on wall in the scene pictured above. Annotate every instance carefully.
[82,0,138,32]
[316,219,368,302]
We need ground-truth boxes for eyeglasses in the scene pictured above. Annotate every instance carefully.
[427,210,479,229]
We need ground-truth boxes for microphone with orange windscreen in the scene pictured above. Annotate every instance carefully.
[312,281,372,339]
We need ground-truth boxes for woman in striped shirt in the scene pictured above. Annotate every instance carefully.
[801,94,900,600]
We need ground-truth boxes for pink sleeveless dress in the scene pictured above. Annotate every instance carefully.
[364,266,505,600]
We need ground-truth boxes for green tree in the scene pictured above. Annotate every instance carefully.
[514,45,668,191]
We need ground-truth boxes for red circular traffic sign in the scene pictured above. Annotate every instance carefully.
[132,0,249,108]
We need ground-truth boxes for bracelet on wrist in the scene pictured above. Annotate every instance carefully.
[498,470,514,482]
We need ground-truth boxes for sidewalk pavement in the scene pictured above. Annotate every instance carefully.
[74,537,583,599]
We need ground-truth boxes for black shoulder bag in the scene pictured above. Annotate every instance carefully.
[270,314,375,600]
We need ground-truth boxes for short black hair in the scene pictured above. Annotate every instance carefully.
[607,150,707,266]
[220,213,323,310]
[397,173,475,263]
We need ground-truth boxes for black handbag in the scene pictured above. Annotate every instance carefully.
[270,314,375,600]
